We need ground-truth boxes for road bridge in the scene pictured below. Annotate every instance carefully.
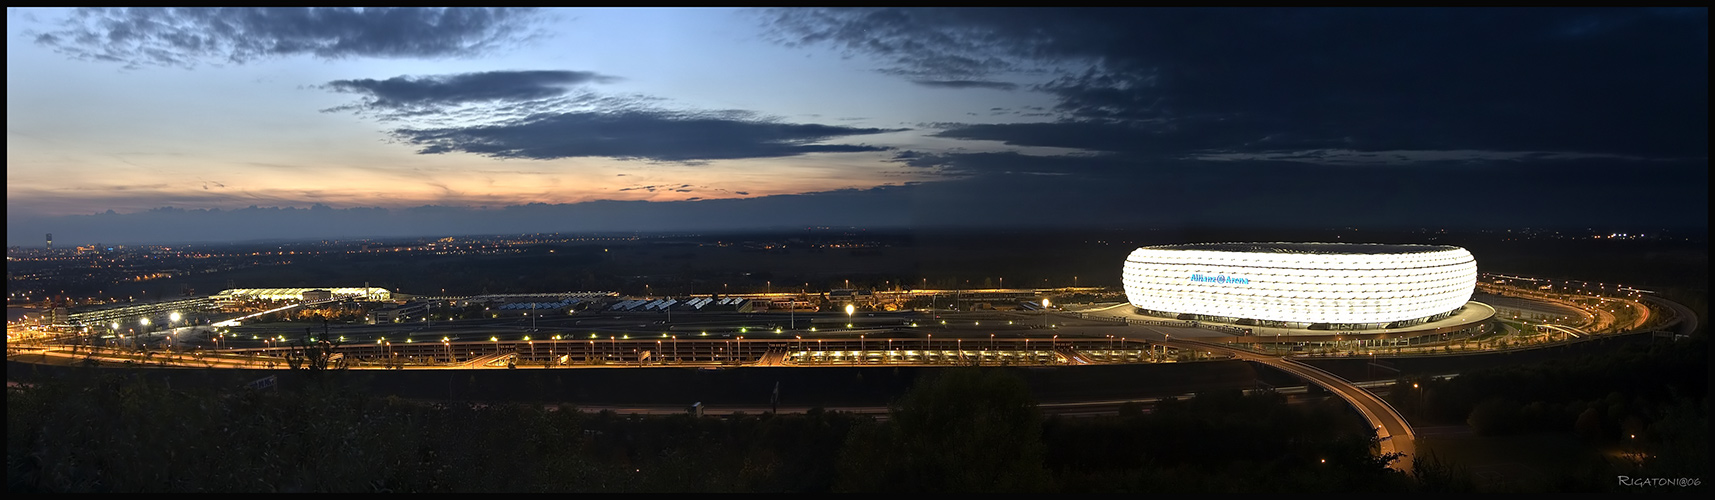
[1137,328,1418,473]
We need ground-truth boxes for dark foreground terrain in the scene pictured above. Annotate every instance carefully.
[10,336,1706,493]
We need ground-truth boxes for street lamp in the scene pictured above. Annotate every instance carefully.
[845,303,855,329]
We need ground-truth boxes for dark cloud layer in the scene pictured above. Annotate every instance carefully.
[911,79,1017,91]
[396,110,900,162]
[769,8,1708,159]
[322,70,618,112]
[32,7,542,68]
[318,69,901,162]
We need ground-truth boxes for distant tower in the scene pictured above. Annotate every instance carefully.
[46,233,52,250]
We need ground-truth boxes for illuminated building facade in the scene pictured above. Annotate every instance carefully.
[1121,243,1477,330]
[212,287,391,306]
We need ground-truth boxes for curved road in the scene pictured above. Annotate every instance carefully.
[1130,326,1418,472]
[1643,295,1700,336]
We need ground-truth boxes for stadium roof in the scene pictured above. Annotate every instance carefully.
[1142,242,1461,255]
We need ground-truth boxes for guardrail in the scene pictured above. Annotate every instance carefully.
[1068,310,1196,329]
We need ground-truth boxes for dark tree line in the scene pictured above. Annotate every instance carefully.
[1383,336,1707,487]
[11,365,1606,492]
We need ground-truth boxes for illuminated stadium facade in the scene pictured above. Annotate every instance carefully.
[1121,243,1478,330]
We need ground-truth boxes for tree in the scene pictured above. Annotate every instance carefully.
[835,368,1053,492]
[1466,397,1521,435]
[286,324,345,373]
[1410,451,1476,492]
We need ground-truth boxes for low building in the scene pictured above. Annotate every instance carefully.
[368,301,429,324]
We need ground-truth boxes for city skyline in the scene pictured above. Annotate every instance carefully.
[7,7,1708,246]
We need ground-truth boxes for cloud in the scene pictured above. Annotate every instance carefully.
[316,68,903,162]
[910,79,1017,91]
[931,120,1177,154]
[762,8,1053,80]
[13,156,1706,246]
[395,109,902,162]
[1189,149,1660,166]
[888,150,962,169]
[766,8,1708,159]
[30,7,544,68]
[887,150,1126,176]
[321,70,619,114]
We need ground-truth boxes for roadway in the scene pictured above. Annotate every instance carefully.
[1127,325,1418,472]
[1642,294,1699,336]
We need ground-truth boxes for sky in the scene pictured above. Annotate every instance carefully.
[6,7,1707,246]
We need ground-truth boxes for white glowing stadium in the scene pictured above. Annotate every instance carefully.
[1121,243,1478,330]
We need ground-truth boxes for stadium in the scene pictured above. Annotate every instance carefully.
[1121,243,1479,331]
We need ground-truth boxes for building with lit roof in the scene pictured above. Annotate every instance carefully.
[212,287,391,306]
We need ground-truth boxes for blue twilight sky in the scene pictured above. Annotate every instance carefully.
[6,7,1707,246]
